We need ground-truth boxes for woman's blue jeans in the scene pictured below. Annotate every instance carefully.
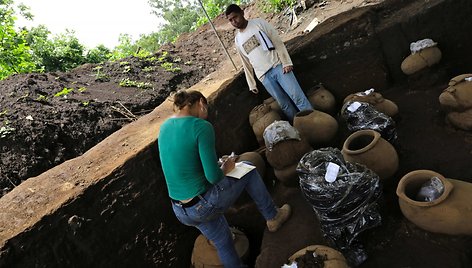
[171,168,277,268]
[261,64,313,121]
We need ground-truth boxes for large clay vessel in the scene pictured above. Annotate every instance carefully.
[249,104,281,145]
[343,92,399,117]
[293,110,338,146]
[341,129,398,180]
[447,109,472,130]
[396,170,472,235]
[191,227,249,267]
[263,97,283,115]
[401,46,442,75]
[273,162,298,187]
[439,74,472,111]
[265,139,312,170]
[287,245,349,268]
[238,151,266,179]
[306,84,337,114]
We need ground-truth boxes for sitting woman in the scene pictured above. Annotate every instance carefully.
[158,90,291,268]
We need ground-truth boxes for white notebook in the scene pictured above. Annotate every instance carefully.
[226,162,256,179]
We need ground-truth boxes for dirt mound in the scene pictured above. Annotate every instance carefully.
[0,0,377,196]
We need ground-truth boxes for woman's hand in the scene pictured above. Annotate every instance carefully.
[219,153,238,175]
[221,157,236,175]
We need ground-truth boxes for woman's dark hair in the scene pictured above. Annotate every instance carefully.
[225,4,243,16]
[171,90,207,110]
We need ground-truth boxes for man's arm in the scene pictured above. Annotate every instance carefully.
[261,19,293,68]
[236,43,259,93]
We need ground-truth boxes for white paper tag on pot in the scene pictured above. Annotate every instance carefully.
[325,162,340,183]
[347,101,362,112]
[465,77,472,82]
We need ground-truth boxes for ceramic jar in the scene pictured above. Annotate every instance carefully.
[401,46,442,75]
[306,84,337,114]
[191,227,249,267]
[273,162,298,187]
[266,139,312,170]
[287,245,349,268]
[439,74,472,111]
[263,97,283,115]
[293,110,338,146]
[266,139,312,185]
[396,170,472,235]
[238,151,266,179]
[439,74,472,130]
[343,92,398,117]
[341,129,398,180]
[249,104,281,145]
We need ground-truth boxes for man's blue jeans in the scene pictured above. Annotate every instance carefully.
[261,64,313,121]
[171,168,277,268]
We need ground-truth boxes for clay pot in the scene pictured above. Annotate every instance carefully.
[401,46,442,75]
[306,85,337,114]
[238,151,266,179]
[396,170,472,235]
[273,162,299,187]
[191,227,249,267]
[343,92,399,117]
[293,110,338,146]
[263,97,283,115]
[265,139,312,170]
[447,109,472,130]
[439,74,472,111]
[287,245,349,268]
[341,129,398,180]
[250,104,281,145]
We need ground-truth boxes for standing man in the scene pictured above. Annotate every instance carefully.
[225,4,313,122]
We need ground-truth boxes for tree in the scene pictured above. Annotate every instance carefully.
[0,0,37,80]
[26,27,86,72]
[147,0,249,45]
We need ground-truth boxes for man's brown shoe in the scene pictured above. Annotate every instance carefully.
[267,204,291,232]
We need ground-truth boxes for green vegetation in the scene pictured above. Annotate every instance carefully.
[1,0,296,81]
[54,87,74,97]
[161,62,181,72]
[78,87,87,92]
[261,0,296,12]
[36,94,48,102]
[119,78,153,89]
[93,66,110,82]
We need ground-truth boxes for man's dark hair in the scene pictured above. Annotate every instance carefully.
[225,4,243,16]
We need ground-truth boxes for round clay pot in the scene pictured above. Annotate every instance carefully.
[341,129,398,180]
[293,110,338,146]
[266,139,312,170]
[306,85,337,114]
[343,92,399,117]
[238,151,266,179]
[439,74,472,111]
[401,46,442,75]
[287,245,349,268]
[249,104,271,126]
[273,162,299,187]
[191,227,249,267]
[263,97,283,115]
[396,170,472,235]
[252,110,281,145]
[447,109,472,130]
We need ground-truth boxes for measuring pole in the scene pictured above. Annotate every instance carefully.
[197,0,238,71]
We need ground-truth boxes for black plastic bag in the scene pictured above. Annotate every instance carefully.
[341,101,397,145]
[297,147,382,266]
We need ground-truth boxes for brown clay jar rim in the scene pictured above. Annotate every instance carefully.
[396,169,454,207]
[342,129,380,155]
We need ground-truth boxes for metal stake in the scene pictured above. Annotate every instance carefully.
[197,0,238,71]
